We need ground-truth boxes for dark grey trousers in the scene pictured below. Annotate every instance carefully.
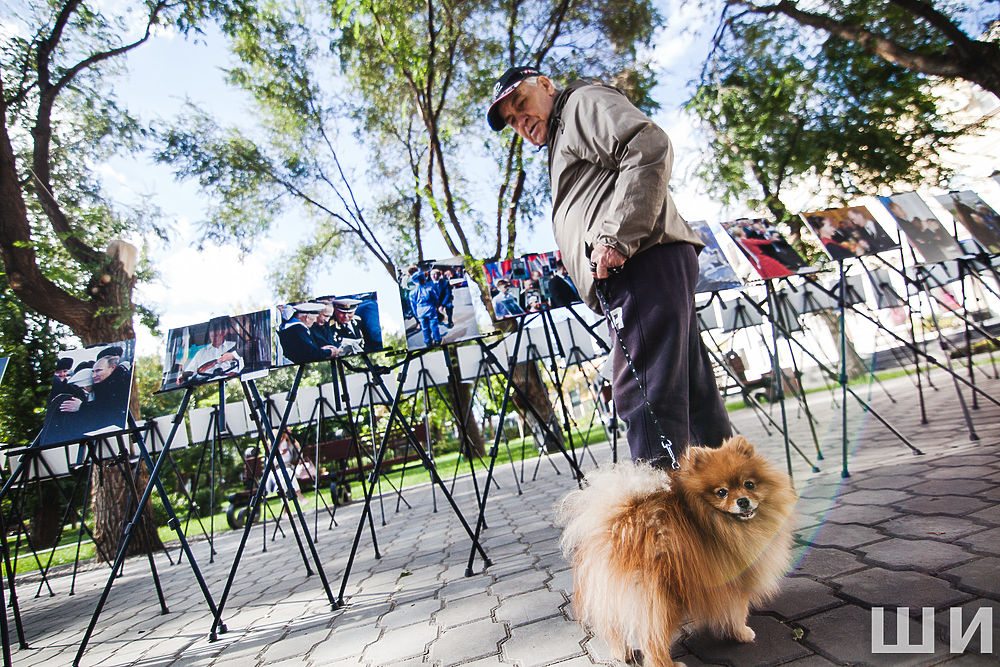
[599,242,732,467]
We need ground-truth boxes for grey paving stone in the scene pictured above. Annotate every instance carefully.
[821,502,901,525]
[547,657,600,666]
[838,489,912,505]
[967,504,1000,526]
[799,605,952,666]
[924,466,997,480]
[942,557,1000,597]
[791,546,867,579]
[956,526,1000,554]
[779,655,840,666]
[489,568,550,598]
[438,574,496,602]
[501,617,587,665]
[858,538,976,571]
[430,616,508,665]
[361,621,436,664]
[881,515,987,541]
[683,615,811,666]
[310,623,381,662]
[494,588,567,627]
[433,591,498,628]
[834,569,972,609]
[379,597,443,630]
[803,522,887,549]
[757,576,842,620]
[910,479,994,497]
[892,495,994,518]
[547,568,574,596]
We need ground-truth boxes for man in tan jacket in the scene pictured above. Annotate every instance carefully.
[488,66,731,467]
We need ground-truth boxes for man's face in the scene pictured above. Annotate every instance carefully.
[92,358,116,384]
[210,326,231,347]
[334,309,352,324]
[499,78,557,147]
[55,368,70,381]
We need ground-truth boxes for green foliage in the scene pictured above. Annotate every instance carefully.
[156,0,665,297]
[0,277,68,449]
[688,8,966,223]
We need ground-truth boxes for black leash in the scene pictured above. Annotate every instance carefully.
[593,272,680,470]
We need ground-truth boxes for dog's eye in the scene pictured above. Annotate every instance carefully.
[744,480,755,490]
[715,488,728,498]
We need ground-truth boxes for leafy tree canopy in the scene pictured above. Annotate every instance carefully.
[688,3,970,227]
[157,0,664,298]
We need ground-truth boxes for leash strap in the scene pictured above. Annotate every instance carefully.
[594,279,680,470]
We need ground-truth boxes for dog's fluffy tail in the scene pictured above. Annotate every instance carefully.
[557,462,672,659]
[557,461,671,555]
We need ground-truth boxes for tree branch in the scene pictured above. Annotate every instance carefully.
[0,77,92,330]
[31,0,172,267]
[733,0,993,80]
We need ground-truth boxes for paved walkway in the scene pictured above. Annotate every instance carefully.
[6,365,1000,666]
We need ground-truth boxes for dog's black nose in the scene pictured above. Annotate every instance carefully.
[737,497,751,510]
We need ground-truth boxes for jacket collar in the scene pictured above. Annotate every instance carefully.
[545,79,590,151]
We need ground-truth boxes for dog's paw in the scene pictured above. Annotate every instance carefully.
[733,625,756,643]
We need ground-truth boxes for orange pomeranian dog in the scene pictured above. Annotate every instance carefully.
[558,436,797,667]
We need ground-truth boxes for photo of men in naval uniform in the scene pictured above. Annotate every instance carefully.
[161,310,272,390]
[398,259,482,352]
[38,340,136,447]
[275,292,383,366]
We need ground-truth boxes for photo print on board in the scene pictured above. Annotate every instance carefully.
[800,205,899,261]
[399,259,482,351]
[878,192,964,264]
[481,250,582,320]
[40,340,136,447]
[161,310,272,390]
[275,292,383,366]
[689,221,743,293]
[933,190,1000,254]
[719,218,814,279]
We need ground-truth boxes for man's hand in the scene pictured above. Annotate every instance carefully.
[60,397,82,412]
[590,244,627,279]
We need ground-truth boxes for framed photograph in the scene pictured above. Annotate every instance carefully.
[933,190,1000,254]
[719,218,814,280]
[800,205,899,261]
[481,250,582,321]
[276,292,383,366]
[398,259,483,351]
[878,193,964,264]
[39,340,136,447]
[162,310,272,390]
[690,221,743,293]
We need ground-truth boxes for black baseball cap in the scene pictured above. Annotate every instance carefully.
[487,66,542,131]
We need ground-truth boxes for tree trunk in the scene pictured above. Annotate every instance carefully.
[510,361,564,453]
[813,309,868,380]
[79,246,164,560]
[29,480,62,550]
[89,463,163,559]
[449,381,486,457]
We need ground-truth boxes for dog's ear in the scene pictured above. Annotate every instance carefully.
[684,446,709,469]
[725,436,755,458]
